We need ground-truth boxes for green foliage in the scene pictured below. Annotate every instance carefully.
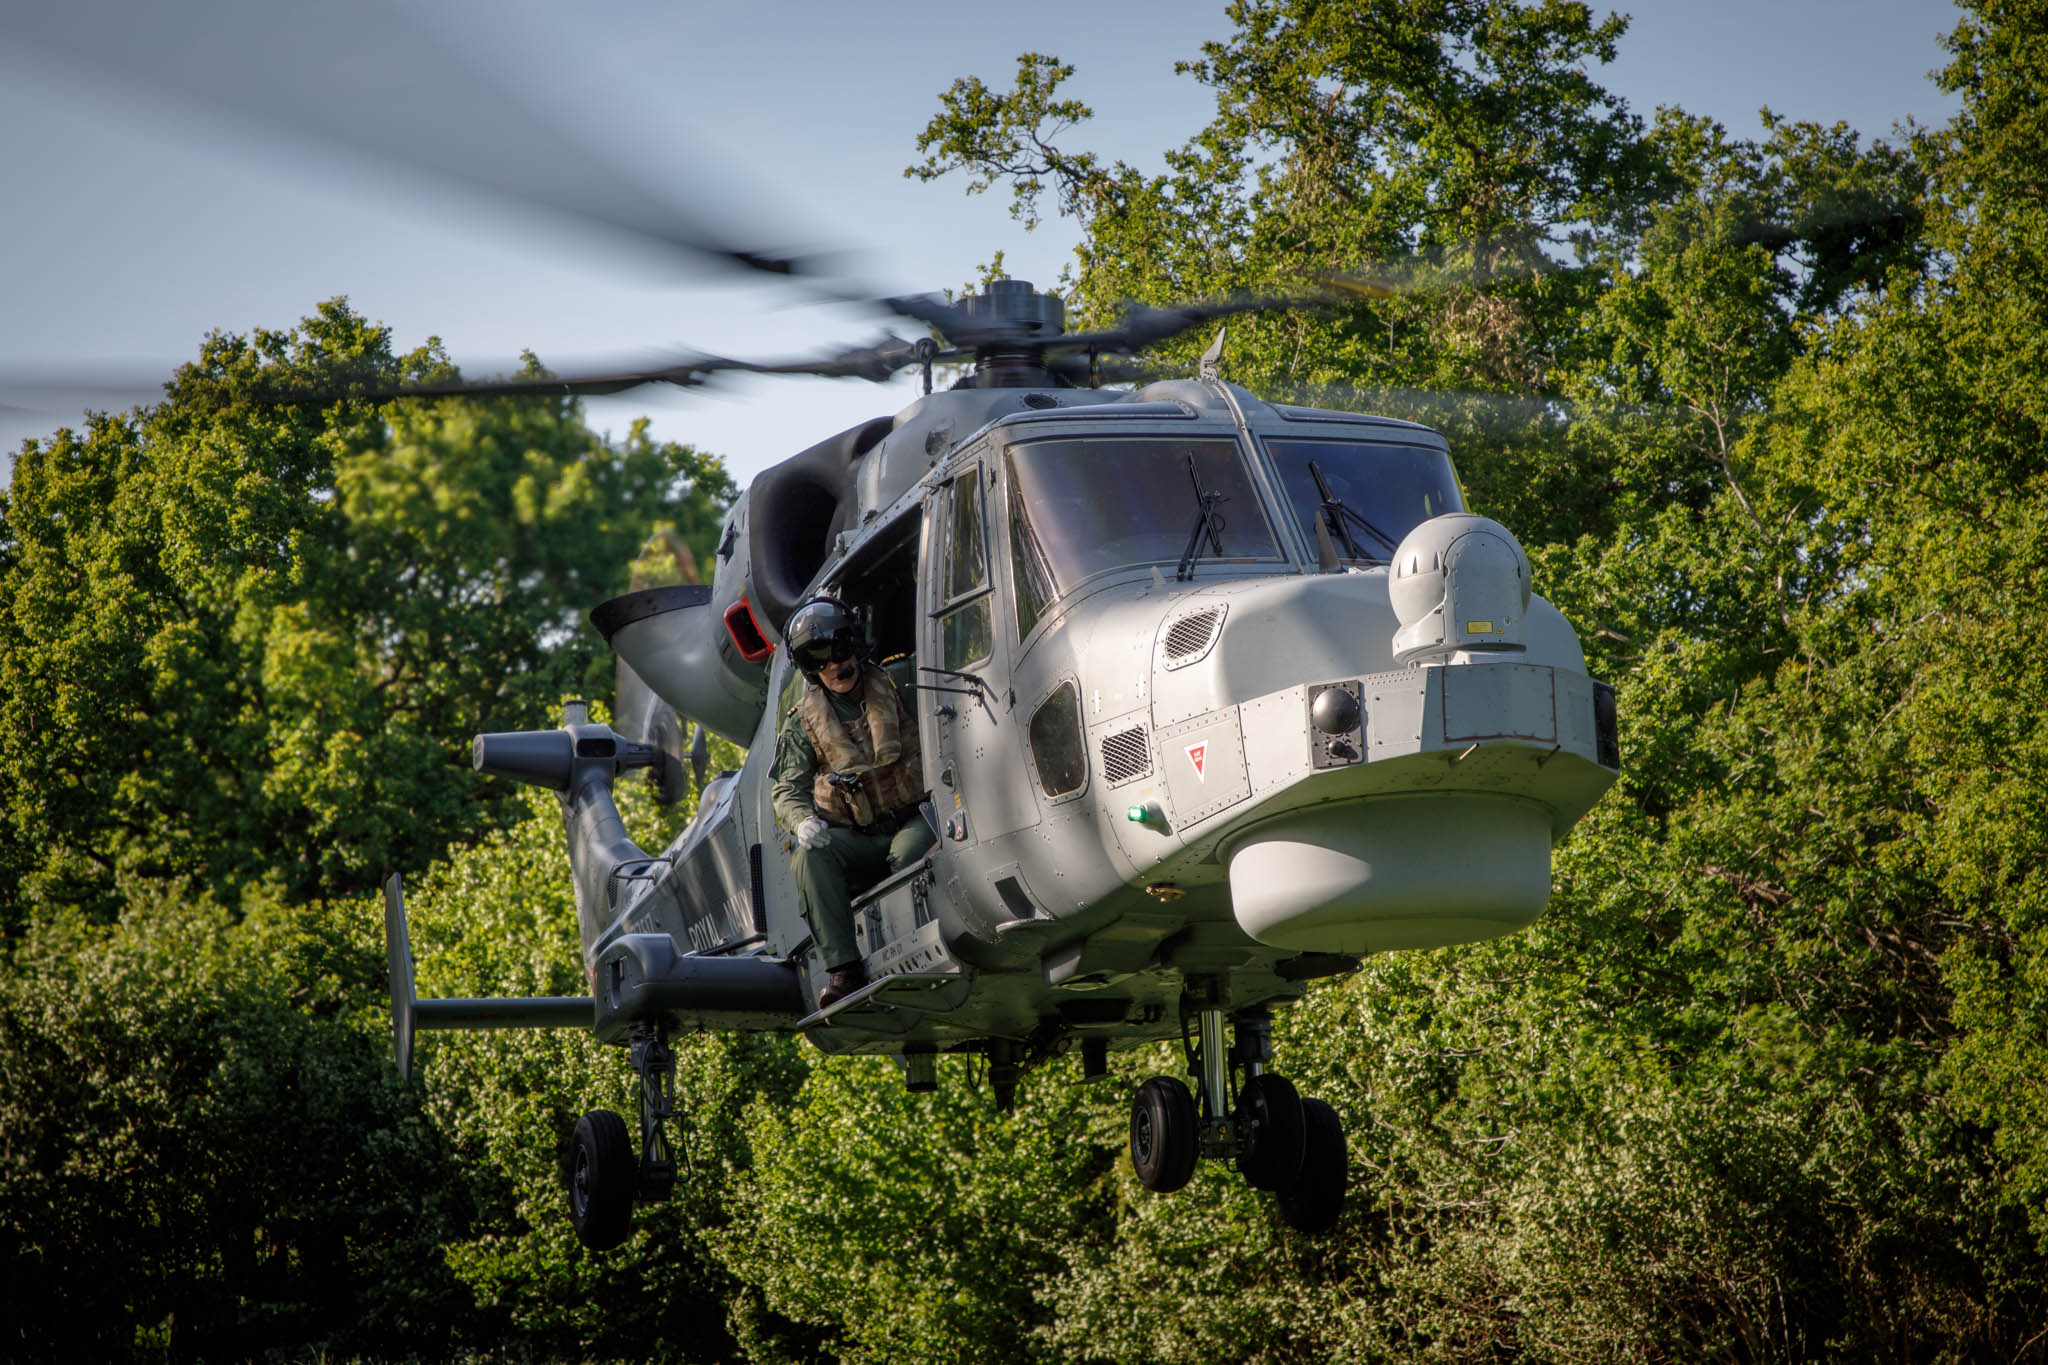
[0,300,733,931]
[0,888,471,1361]
[878,2,2048,1360]
[396,746,827,1361]
[722,1052,1119,1364]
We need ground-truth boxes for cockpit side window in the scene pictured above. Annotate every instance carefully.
[1004,436,1280,641]
[936,467,993,671]
[1264,438,1463,563]
[944,467,987,602]
[1010,468,1058,642]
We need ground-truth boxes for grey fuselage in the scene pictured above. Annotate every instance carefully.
[566,377,1617,1058]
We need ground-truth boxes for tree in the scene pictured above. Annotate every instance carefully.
[888,3,2048,1358]
[0,300,734,931]
[0,889,474,1360]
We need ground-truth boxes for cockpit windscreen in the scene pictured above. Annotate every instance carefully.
[1006,437,1281,637]
[1265,439,1463,564]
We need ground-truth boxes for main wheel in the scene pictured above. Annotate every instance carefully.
[1129,1076,1199,1193]
[1276,1097,1348,1234]
[568,1109,637,1251]
[1236,1072,1306,1191]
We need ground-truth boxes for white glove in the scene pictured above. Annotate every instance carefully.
[796,816,831,849]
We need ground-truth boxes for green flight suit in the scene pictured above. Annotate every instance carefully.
[771,674,937,970]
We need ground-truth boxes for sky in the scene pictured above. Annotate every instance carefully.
[0,0,1966,493]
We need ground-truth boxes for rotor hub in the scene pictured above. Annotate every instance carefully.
[960,279,1064,338]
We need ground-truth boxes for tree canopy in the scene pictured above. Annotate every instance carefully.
[0,300,733,930]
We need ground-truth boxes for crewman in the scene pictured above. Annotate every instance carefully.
[771,598,936,1009]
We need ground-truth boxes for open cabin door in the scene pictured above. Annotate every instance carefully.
[923,456,1039,847]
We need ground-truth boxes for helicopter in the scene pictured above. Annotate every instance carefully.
[6,2,1621,1252]
[380,274,1620,1249]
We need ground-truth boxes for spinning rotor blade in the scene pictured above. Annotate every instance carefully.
[2,0,828,281]
[1056,292,1325,356]
[278,334,936,403]
[339,358,739,402]
[875,285,1337,361]
[0,369,180,420]
[1053,256,1561,361]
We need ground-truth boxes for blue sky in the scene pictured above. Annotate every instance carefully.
[0,0,1965,490]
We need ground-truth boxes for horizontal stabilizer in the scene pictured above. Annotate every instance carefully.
[383,873,593,1079]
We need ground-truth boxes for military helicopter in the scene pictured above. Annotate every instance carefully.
[7,2,1621,1252]
[377,273,1620,1249]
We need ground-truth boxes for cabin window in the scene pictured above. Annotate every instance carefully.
[1264,439,1463,564]
[937,467,992,671]
[1005,436,1280,639]
[1028,681,1087,799]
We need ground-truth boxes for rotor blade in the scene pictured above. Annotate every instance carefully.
[344,359,736,402]
[872,278,1377,361]
[1315,274,1402,302]
[264,332,933,403]
[1044,251,1581,362]
[1055,291,1329,357]
[2,327,933,419]
[1255,375,1718,446]
[743,335,933,384]
[2,0,826,281]
[0,369,178,425]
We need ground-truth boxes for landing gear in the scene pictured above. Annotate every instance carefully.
[1235,1072,1306,1190]
[1129,1076,1199,1192]
[631,1029,678,1201]
[1275,1098,1348,1235]
[566,1023,680,1251]
[568,1110,635,1250]
[1124,999,1349,1233]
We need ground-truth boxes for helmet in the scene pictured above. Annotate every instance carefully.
[786,598,862,676]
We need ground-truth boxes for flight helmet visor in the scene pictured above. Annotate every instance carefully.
[794,637,857,672]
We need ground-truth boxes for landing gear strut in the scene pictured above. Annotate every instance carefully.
[631,1027,678,1201]
[566,1023,680,1251]
[1126,998,1349,1233]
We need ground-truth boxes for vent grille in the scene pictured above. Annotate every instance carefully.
[1100,727,1151,785]
[1163,607,1223,666]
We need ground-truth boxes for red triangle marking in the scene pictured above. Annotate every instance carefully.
[1186,740,1208,781]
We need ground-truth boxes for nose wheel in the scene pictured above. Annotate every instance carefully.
[1125,1004,1349,1233]
[1129,1076,1200,1192]
[1275,1097,1348,1234]
[1235,1071,1306,1190]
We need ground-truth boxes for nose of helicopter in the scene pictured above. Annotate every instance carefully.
[1116,555,1604,958]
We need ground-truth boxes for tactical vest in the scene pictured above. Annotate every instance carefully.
[796,665,926,828]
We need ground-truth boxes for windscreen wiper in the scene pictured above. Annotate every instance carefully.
[915,665,1000,724]
[1175,452,1229,581]
[1308,459,1397,562]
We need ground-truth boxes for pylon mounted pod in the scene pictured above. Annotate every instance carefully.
[1388,514,1532,666]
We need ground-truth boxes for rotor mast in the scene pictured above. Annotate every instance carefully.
[959,280,1066,387]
